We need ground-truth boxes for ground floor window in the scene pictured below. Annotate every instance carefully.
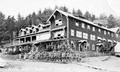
[83,32,88,39]
[76,31,82,38]
[71,29,74,36]
[92,44,95,50]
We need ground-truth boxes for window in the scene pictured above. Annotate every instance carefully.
[75,22,79,26]
[83,32,88,39]
[82,23,85,28]
[87,25,90,29]
[71,29,74,36]
[98,29,101,32]
[55,19,63,26]
[76,31,82,38]
[92,27,95,31]
[104,30,106,35]
[90,34,96,41]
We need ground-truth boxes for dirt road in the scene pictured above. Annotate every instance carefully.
[0,56,120,72]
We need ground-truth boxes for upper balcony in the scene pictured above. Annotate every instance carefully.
[18,23,50,37]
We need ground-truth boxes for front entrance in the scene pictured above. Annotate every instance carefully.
[78,40,87,51]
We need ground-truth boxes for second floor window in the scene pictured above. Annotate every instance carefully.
[104,30,106,35]
[71,29,74,36]
[87,25,90,29]
[98,29,101,32]
[82,23,85,28]
[75,22,79,26]
[83,32,88,39]
[92,27,95,31]
[90,34,96,41]
[76,31,82,38]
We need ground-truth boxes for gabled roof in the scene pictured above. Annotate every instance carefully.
[47,9,115,32]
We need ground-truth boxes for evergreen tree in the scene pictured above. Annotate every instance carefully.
[107,14,117,28]
[59,6,69,12]
[76,9,83,16]
[84,11,92,21]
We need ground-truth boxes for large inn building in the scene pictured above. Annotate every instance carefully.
[6,9,120,53]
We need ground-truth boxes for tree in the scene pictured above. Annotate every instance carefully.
[41,8,53,22]
[76,9,83,16]
[59,6,69,12]
[72,9,76,15]
[99,14,107,20]
[91,14,96,21]
[84,11,92,21]
[107,14,117,28]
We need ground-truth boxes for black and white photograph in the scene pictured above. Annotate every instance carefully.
[0,0,120,72]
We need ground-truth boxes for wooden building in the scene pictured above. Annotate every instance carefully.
[5,9,119,55]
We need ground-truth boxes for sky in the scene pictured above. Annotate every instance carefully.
[0,0,120,18]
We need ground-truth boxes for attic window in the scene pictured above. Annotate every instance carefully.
[55,19,63,26]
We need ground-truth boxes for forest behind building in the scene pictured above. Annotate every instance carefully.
[0,6,119,45]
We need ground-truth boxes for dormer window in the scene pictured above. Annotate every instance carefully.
[36,28,39,32]
[30,30,32,33]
